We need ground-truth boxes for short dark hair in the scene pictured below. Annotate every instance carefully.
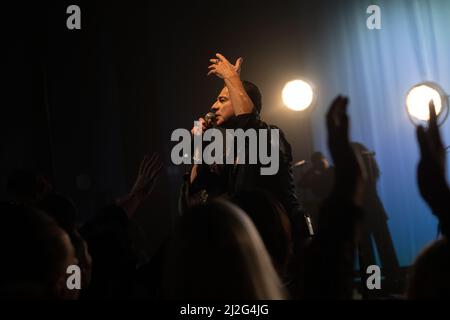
[242,80,262,116]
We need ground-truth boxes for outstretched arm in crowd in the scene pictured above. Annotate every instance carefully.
[416,101,450,237]
[116,153,162,218]
[304,96,364,299]
[80,154,162,298]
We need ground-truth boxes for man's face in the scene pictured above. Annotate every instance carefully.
[210,87,235,126]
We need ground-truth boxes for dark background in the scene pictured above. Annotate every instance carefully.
[2,1,321,255]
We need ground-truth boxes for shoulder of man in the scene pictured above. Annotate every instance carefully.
[233,113,293,161]
[232,112,260,130]
[268,124,293,162]
[254,122,293,166]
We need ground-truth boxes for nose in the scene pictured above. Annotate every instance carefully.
[210,102,219,112]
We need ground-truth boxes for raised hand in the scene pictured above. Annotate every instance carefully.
[326,96,350,165]
[304,96,365,300]
[416,101,449,218]
[116,153,163,218]
[326,95,363,204]
[130,153,163,198]
[207,53,243,79]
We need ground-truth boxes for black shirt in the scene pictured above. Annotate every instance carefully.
[191,113,308,234]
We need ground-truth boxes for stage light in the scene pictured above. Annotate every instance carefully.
[406,82,449,125]
[282,80,314,111]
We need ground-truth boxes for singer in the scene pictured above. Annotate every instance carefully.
[182,53,313,249]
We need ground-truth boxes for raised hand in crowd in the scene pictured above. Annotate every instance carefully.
[116,153,163,218]
[416,101,450,236]
[304,95,365,299]
[407,102,450,299]
[326,95,364,206]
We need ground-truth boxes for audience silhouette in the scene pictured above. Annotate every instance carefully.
[1,94,449,300]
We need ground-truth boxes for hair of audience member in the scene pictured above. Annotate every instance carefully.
[230,189,293,277]
[37,193,78,234]
[0,202,77,299]
[164,199,286,300]
[407,238,450,299]
[37,193,92,291]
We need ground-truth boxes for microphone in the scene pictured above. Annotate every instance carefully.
[193,112,219,164]
[192,112,216,138]
[293,160,307,168]
[204,112,217,129]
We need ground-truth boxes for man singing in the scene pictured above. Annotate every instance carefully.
[185,53,313,244]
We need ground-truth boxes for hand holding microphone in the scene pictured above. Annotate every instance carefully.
[190,111,217,167]
[204,111,217,129]
[191,112,217,136]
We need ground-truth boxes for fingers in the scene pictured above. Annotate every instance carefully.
[428,100,438,139]
[207,64,217,75]
[216,53,229,64]
[143,153,159,176]
[326,95,343,126]
[326,95,350,164]
[150,162,163,180]
[326,95,348,132]
[142,153,156,174]
[207,54,237,78]
[336,96,349,131]
[416,125,430,159]
[201,119,207,131]
[234,57,243,74]
[338,98,349,134]
[429,100,437,123]
[193,118,206,135]
[428,100,444,149]
[326,96,340,126]
[144,165,162,197]
[206,61,221,77]
[138,155,148,175]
